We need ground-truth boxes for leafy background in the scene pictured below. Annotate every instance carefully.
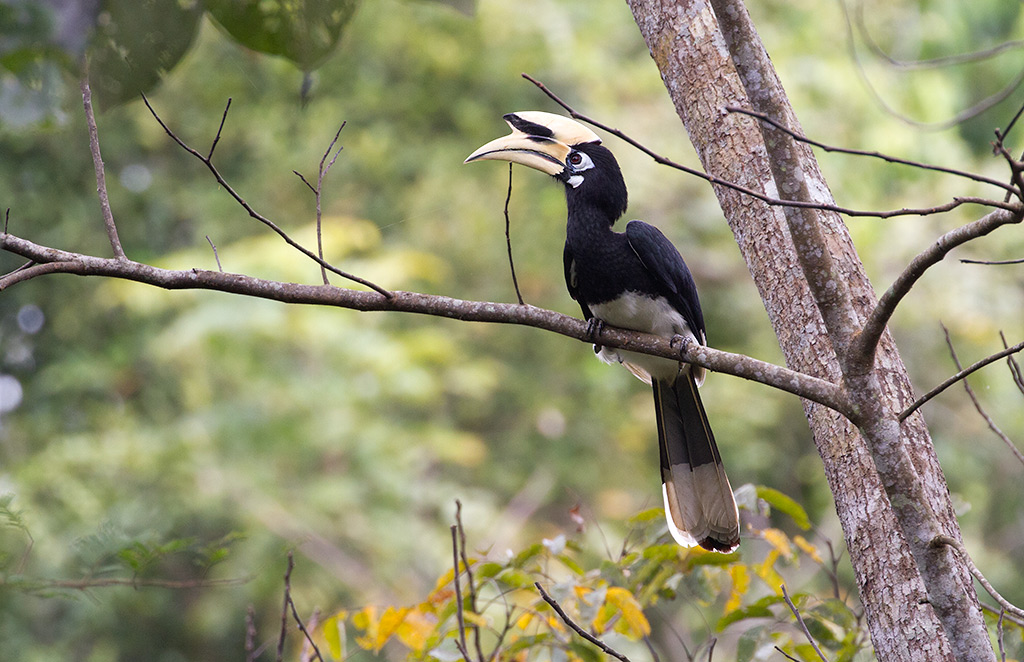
[0,0,1022,659]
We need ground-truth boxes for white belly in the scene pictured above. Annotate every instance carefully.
[590,293,704,385]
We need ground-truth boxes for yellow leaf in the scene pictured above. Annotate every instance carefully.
[515,612,534,630]
[573,585,592,600]
[322,613,346,660]
[352,605,376,631]
[793,535,823,564]
[604,587,651,639]
[374,606,409,651]
[463,610,489,628]
[724,565,750,614]
[395,609,436,652]
[755,549,785,592]
[762,528,793,558]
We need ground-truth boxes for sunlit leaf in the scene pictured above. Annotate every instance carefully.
[756,486,811,530]
[724,564,750,614]
[602,586,650,640]
[793,535,824,564]
[762,528,794,559]
[322,613,346,660]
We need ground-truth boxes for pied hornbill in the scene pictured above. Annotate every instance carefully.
[465,112,740,552]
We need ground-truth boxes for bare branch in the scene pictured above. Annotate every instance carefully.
[853,207,1023,369]
[522,74,1019,218]
[725,106,1018,195]
[931,536,1024,621]
[1001,331,1024,396]
[781,585,830,662]
[140,95,389,297]
[0,231,852,416]
[277,552,294,662]
[245,605,258,662]
[939,326,1024,468]
[451,525,471,662]
[206,236,223,272]
[454,501,485,662]
[534,582,632,662]
[960,257,1024,265]
[80,69,126,259]
[899,336,1024,422]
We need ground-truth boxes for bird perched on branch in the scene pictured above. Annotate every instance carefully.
[466,111,739,551]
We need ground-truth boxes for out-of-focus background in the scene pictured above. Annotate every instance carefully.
[1,0,1022,658]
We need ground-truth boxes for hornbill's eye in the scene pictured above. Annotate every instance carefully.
[566,150,594,172]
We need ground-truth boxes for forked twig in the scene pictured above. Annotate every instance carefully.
[294,122,347,285]
[451,525,471,662]
[141,95,390,298]
[900,336,1024,421]
[939,326,1024,467]
[277,552,324,662]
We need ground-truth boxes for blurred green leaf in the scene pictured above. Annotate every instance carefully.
[756,485,812,530]
[203,0,358,71]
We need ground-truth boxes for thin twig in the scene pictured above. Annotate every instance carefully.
[277,552,295,662]
[521,74,1018,218]
[245,605,258,662]
[774,647,800,662]
[706,637,716,662]
[1002,331,1024,395]
[780,585,829,662]
[206,236,223,272]
[451,525,471,662]
[455,501,485,662]
[534,582,632,662]
[288,598,324,662]
[900,336,1024,421]
[931,536,1024,620]
[725,105,1017,195]
[504,164,525,304]
[940,326,1024,467]
[140,95,390,297]
[997,610,1006,662]
[80,68,126,259]
[960,257,1024,265]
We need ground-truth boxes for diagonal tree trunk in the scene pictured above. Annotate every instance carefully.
[625,1,994,660]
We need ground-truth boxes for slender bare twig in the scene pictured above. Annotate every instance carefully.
[80,69,126,259]
[997,610,1006,662]
[725,106,1017,195]
[522,74,1019,218]
[504,164,525,304]
[206,236,223,272]
[900,336,1024,421]
[288,598,324,662]
[451,525,472,662]
[534,582,632,662]
[960,257,1024,265]
[140,95,390,297]
[0,231,853,415]
[853,206,1023,369]
[706,638,716,662]
[780,585,830,662]
[454,501,485,662]
[1002,331,1024,395]
[294,123,347,285]
[245,605,258,662]
[277,552,294,662]
[774,647,800,662]
[931,536,1024,620]
[940,326,1024,467]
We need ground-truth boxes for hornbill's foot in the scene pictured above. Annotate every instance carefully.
[670,334,693,358]
[586,317,606,342]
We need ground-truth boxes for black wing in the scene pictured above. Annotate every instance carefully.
[624,220,706,343]
[563,243,594,320]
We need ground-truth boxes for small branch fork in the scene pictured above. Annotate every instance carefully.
[139,94,391,298]
[275,551,324,662]
[293,122,347,285]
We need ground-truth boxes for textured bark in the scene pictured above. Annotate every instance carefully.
[625,1,993,660]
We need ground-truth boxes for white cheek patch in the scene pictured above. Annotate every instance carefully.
[567,174,584,188]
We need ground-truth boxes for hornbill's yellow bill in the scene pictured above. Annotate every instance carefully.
[466,111,741,552]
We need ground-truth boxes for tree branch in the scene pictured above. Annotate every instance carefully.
[781,585,830,662]
[0,231,852,416]
[853,207,1023,370]
[931,536,1024,621]
[522,74,1019,218]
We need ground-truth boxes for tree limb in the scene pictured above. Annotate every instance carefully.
[80,69,126,260]
[0,232,852,415]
